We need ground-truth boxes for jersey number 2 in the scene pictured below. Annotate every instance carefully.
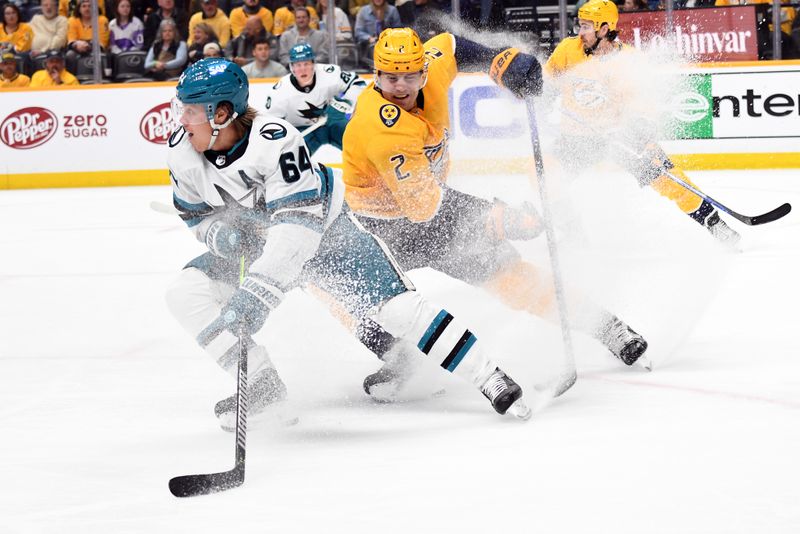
[390,154,410,181]
[279,146,312,183]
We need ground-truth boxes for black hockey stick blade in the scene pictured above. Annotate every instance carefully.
[169,465,244,497]
[737,202,792,226]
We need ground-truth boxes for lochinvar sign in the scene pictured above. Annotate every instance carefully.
[617,6,759,62]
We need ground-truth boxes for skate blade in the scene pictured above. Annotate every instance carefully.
[368,383,448,404]
[636,354,653,372]
[366,381,401,403]
[218,401,299,433]
[507,399,532,421]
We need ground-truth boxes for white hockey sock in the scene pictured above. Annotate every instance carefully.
[372,292,498,388]
[165,267,273,379]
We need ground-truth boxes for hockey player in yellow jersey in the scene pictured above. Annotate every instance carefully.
[343,28,650,399]
[545,0,740,246]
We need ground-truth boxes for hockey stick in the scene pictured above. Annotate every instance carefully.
[300,114,328,138]
[150,200,178,215]
[169,258,249,497]
[525,98,577,398]
[560,108,792,226]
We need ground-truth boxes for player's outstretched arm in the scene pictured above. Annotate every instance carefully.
[452,35,543,98]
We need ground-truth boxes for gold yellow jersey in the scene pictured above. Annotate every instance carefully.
[1,73,31,88]
[272,6,320,36]
[0,22,34,53]
[342,33,457,222]
[229,6,274,37]
[545,36,642,133]
[30,69,79,87]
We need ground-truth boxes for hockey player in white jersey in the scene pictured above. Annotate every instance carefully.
[164,58,533,428]
[264,43,366,155]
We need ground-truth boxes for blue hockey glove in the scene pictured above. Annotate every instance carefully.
[206,219,265,260]
[206,220,244,259]
[489,48,543,98]
[327,97,354,122]
[219,277,279,335]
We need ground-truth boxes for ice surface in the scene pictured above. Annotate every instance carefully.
[1,170,798,533]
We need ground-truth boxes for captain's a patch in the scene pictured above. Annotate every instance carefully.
[379,104,400,128]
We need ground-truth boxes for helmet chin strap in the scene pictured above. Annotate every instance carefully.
[206,112,239,151]
[584,33,603,55]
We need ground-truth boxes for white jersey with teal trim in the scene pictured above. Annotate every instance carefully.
[166,112,344,289]
[264,63,366,128]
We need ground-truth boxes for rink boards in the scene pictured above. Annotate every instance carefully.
[1,61,799,189]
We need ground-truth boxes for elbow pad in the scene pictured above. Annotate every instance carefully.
[489,48,543,98]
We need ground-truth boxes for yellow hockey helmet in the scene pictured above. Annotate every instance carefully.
[578,0,619,32]
[373,28,426,73]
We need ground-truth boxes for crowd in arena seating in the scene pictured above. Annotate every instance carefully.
[1,0,798,87]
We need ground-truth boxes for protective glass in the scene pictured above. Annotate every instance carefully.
[171,98,209,126]
[575,20,596,33]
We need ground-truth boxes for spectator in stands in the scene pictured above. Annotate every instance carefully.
[278,5,328,65]
[1,3,34,53]
[30,49,79,85]
[30,0,68,57]
[230,0,274,37]
[109,0,145,53]
[348,0,370,18]
[67,0,110,56]
[225,15,268,65]
[143,0,189,50]
[203,40,222,56]
[620,0,649,10]
[144,17,186,79]
[188,0,231,48]
[187,21,217,63]
[242,35,286,77]
[1,49,30,87]
[59,0,106,18]
[716,0,797,58]
[273,0,319,37]
[354,0,400,48]
[316,0,352,42]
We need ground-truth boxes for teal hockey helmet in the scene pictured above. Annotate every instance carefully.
[289,43,315,64]
[175,58,249,123]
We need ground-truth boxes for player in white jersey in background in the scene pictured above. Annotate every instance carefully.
[165,58,534,428]
[264,43,366,155]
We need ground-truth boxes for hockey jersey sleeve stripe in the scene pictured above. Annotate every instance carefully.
[174,193,213,213]
[264,188,321,211]
[174,193,215,227]
[271,210,325,233]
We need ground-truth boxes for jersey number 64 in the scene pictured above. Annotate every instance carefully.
[279,146,313,183]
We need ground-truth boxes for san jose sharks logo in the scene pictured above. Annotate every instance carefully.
[298,101,326,120]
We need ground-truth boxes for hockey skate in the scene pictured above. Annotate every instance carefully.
[214,366,297,432]
[598,317,651,370]
[363,364,405,402]
[480,367,531,420]
[363,357,447,402]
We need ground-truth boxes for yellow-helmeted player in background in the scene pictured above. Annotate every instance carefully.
[545,0,740,245]
[343,27,651,399]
